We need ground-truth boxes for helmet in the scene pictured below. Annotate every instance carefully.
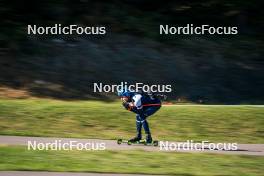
[117,88,131,97]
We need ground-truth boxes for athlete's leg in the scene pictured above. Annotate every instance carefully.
[142,118,150,135]
[133,112,151,143]
[129,105,161,143]
[129,114,142,142]
[141,106,161,135]
[142,120,152,143]
[136,114,142,139]
[143,105,161,143]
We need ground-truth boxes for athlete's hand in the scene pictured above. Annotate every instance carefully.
[122,102,134,111]
[128,102,134,107]
[121,97,129,103]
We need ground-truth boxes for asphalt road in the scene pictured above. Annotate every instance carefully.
[0,135,263,156]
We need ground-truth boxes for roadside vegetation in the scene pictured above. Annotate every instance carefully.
[0,146,263,175]
[0,98,263,143]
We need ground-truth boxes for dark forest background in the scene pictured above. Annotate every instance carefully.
[0,0,264,103]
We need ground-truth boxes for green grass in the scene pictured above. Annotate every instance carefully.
[0,145,263,176]
[0,98,263,143]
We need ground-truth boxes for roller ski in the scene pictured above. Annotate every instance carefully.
[117,137,159,146]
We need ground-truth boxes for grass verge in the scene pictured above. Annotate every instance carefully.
[0,146,264,176]
[0,99,263,143]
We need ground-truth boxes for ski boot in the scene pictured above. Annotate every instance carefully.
[146,134,152,144]
[128,136,142,143]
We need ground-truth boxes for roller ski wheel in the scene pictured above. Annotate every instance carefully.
[117,139,122,145]
[153,140,159,146]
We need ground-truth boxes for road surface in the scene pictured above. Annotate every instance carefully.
[0,135,263,156]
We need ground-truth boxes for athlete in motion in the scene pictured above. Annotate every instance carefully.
[117,89,162,143]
